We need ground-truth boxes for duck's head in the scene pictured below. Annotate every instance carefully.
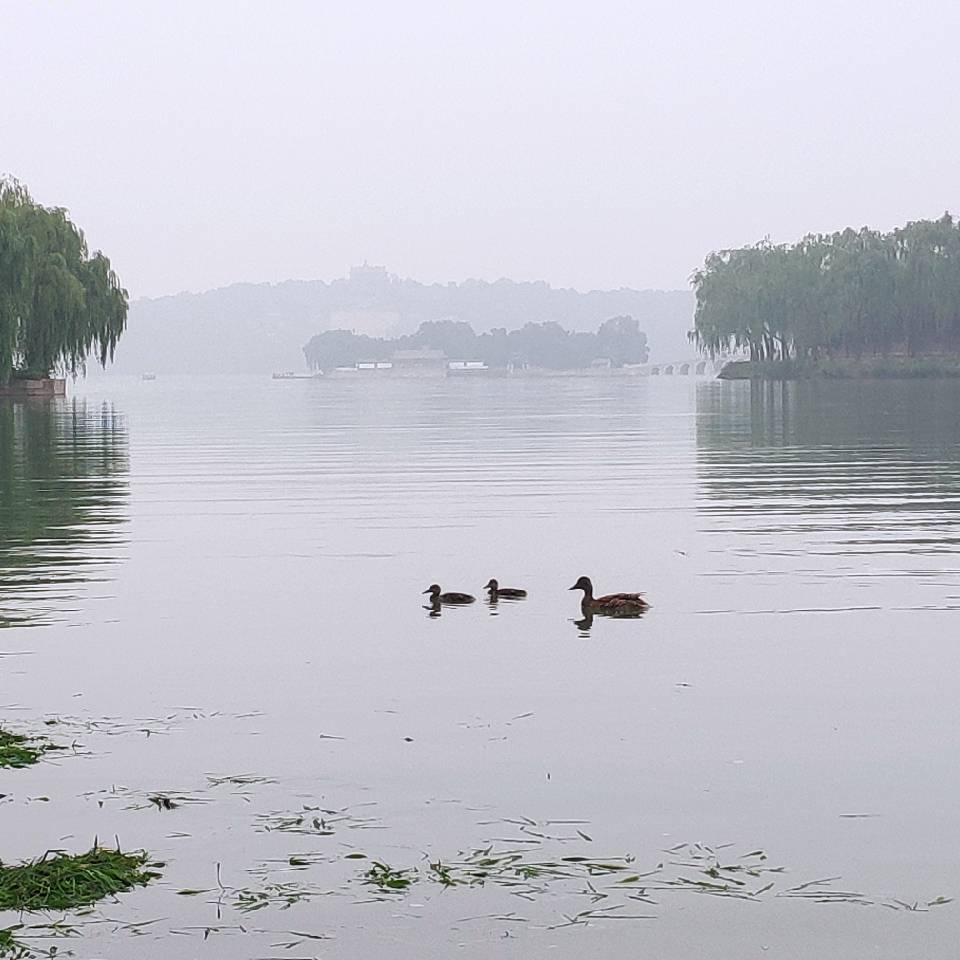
[569,576,593,593]
[423,584,441,597]
[484,579,499,591]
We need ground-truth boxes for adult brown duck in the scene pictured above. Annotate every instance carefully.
[423,584,475,605]
[569,576,649,616]
[484,579,527,600]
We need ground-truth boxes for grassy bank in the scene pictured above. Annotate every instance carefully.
[718,356,960,380]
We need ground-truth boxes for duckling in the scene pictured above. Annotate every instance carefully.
[569,576,649,616]
[484,579,527,600]
[423,584,475,605]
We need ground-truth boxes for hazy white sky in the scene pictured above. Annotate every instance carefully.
[3,0,958,298]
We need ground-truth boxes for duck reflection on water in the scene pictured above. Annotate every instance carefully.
[572,609,595,633]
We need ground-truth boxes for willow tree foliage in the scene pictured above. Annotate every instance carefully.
[691,215,960,361]
[0,178,127,382]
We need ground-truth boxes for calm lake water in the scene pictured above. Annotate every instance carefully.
[2,375,959,958]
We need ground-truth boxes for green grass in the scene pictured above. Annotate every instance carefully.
[0,730,61,770]
[0,846,161,913]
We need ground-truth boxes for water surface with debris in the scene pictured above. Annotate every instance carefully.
[2,375,959,957]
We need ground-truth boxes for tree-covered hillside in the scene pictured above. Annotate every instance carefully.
[692,215,960,363]
[304,316,649,371]
[112,266,694,373]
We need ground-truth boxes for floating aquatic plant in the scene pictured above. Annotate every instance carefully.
[256,802,383,836]
[362,861,417,893]
[0,729,62,770]
[0,845,161,912]
[0,926,29,960]
[347,840,951,919]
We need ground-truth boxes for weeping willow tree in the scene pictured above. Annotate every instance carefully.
[691,215,960,362]
[0,177,127,383]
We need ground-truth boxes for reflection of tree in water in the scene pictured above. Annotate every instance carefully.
[698,379,960,451]
[695,379,960,547]
[0,400,128,628]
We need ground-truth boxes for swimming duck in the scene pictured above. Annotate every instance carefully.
[569,576,649,616]
[423,584,475,605]
[484,579,527,600]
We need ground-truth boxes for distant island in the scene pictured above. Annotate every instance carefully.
[112,265,695,375]
[303,316,648,374]
[693,214,960,379]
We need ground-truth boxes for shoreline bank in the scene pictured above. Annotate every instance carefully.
[719,357,960,380]
[0,377,66,399]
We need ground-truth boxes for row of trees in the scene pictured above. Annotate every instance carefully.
[1,178,127,383]
[303,316,649,371]
[691,214,960,362]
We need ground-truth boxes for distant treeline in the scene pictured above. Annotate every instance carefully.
[303,317,649,371]
[691,214,960,362]
[116,267,691,374]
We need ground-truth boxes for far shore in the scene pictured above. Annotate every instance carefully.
[275,362,712,381]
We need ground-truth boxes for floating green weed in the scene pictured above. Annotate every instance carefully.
[428,860,464,887]
[349,840,950,918]
[0,920,81,959]
[363,862,417,893]
[0,926,29,960]
[0,729,61,770]
[207,774,276,788]
[256,803,382,836]
[234,881,323,912]
[81,784,212,811]
[0,845,161,912]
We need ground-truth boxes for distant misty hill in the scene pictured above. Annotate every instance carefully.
[111,265,695,374]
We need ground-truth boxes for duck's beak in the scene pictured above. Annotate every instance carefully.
[422,588,432,595]
[568,584,577,591]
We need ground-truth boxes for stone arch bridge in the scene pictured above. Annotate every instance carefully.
[642,358,726,376]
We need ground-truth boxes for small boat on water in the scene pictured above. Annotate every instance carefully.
[141,373,157,381]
